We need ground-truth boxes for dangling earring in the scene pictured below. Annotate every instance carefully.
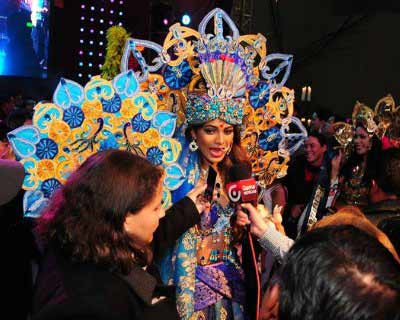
[189,139,199,152]
[226,145,232,155]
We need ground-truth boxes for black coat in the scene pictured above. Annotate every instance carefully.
[32,197,200,320]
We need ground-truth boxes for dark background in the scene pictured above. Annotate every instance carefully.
[1,0,399,117]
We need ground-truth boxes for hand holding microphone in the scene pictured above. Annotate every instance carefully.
[236,203,285,238]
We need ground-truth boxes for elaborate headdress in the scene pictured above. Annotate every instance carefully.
[332,95,400,152]
[8,8,306,218]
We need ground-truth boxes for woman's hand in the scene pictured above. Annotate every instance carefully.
[187,181,211,214]
[271,205,285,235]
[330,149,343,181]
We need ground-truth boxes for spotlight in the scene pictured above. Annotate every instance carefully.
[163,18,168,26]
[181,14,191,25]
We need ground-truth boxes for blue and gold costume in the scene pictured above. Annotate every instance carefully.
[8,7,307,320]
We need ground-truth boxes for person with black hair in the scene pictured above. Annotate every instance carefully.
[281,131,340,239]
[337,121,383,209]
[263,224,400,320]
[363,148,400,223]
[31,150,208,320]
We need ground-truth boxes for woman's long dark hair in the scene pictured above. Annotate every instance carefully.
[342,123,382,183]
[36,150,163,274]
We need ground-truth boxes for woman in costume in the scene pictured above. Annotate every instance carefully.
[336,101,382,208]
[164,102,252,319]
[7,7,300,320]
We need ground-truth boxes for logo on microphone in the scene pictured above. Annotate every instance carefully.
[226,178,258,204]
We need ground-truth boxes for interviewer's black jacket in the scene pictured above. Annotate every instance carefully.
[32,197,199,320]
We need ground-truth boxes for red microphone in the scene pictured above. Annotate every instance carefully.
[226,163,261,320]
[226,163,258,206]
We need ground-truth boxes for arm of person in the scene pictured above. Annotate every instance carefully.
[237,203,294,261]
[326,149,343,209]
[152,183,208,257]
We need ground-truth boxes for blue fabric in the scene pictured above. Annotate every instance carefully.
[158,126,246,319]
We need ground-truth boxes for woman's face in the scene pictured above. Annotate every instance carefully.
[192,119,234,165]
[123,179,165,246]
[354,126,372,156]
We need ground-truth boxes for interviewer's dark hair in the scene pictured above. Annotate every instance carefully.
[279,225,400,320]
[36,150,164,274]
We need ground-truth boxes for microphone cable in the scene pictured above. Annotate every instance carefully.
[247,228,261,320]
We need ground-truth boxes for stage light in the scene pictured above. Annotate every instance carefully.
[163,18,168,25]
[79,62,83,66]
[99,52,103,57]
[118,22,123,26]
[109,21,113,25]
[89,51,93,56]
[100,30,104,34]
[101,8,105,12]
[89,40,93,45]
[100,19,104,23]
[79,50,83,55]
[81,5,85,9]
[80,28,84,32]
[81,16,85,21]
[181,14,191,25]
[88,63,93,67]
[90,6,95,11]
[90,29,94,33]
[99,64,102,68]
[119,12,123,16]
[80,39,84,43]
[90,18,94,22]
[110,10,114,14]
[120,0,123,4]
[88,74,92,78]
[99,41,103,45]
[78,73,82,77]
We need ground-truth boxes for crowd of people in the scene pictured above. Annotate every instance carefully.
[1,7,400,320]
[1,93,400,320]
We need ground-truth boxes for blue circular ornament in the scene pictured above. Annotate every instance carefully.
[163,60,192,90]
[249,81,270,109]
[102,94,121,113]
[36,138,59,159]
[63,106,84,128]
[146,146,164,165]
[41,178,62,198]
[258,126,282,151]
[131,113,151,133]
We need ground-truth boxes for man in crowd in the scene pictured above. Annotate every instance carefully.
[364,148,400,222]
[282,131,332,238]
[260,224,400,320]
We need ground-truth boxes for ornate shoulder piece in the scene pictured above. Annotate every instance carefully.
[8,74,185,217]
